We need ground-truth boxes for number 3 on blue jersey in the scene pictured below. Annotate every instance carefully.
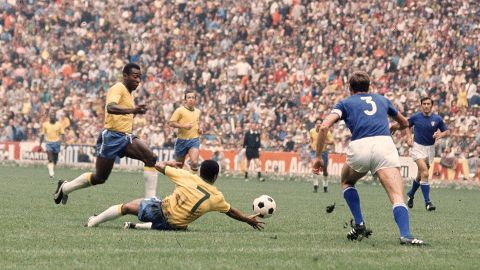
[360,96,377,116]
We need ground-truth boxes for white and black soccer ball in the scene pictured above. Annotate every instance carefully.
[252,195,276,218]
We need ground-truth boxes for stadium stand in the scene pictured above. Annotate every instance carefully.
[0,0,478,171]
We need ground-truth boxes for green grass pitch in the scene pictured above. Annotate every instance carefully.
[0,165,479,269]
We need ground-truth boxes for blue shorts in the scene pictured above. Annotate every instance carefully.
[310,150,328,162]
[96,129,136,160]
[174,137,200,159]
[138,197,177,230]
[46,142,61,154]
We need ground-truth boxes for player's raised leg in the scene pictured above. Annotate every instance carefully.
[55,157,115,204]
[124,138,159,198]
[340,164,371,240]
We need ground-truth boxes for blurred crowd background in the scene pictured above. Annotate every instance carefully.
[0,0,479,175]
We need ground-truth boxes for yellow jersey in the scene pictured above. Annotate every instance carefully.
[42,121,64,142]
[169,106,201,139]
[161,166,231,228]
[309,128,333,152]
[104,82,135,133]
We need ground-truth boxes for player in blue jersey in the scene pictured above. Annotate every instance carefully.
[312,71,425,245]
[394,97,449,211]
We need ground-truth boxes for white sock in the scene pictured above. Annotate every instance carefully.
[144,167,158,198]
[323,177,328,188]
[63,173,91,195]
[48,163,54,177]
[88,204,123,227]
[312,177,319,187]
[134,222,152,230]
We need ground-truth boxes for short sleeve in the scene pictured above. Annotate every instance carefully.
[438,117,448,132]
[408,114,416,127]
[211,195,231,213]
[106,84,123,105]
[332,101,346,119]
[386,98,398,117]
[169,108,181,122]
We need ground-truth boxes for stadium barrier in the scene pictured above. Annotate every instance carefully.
[1,141,475,183]
[429,157,470,181]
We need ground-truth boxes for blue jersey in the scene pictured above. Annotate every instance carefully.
[408,112,447,146]
[332,93,398,141]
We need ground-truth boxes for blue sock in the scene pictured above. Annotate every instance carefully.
[420,182,431,203]
[407,179,420,197]
[343,186,364,225]
[393,203,411,238]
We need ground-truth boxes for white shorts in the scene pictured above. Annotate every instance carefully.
[347,136,400,174]
[410,142,435,165]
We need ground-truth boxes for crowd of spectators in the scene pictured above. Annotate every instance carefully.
[0,0,479,177]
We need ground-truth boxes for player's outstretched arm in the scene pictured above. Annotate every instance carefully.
[226,207,264,230]
[154,161,183,175]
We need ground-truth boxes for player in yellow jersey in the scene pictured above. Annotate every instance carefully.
[54,63,159,205]
[169,90,202,172]
[39,111,65,179]
[85,160,264,231]
[309,119,334,193]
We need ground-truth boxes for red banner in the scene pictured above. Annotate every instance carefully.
[0,141,20,160]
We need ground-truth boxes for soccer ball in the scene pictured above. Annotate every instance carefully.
[252,195,276,218]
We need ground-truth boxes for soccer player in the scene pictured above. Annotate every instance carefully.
[309,119,334,192]
[85,160,264,231]
[312,71,425,245]
[401,97,448,211]
[169,90,202,173]
[53,63,159,204]
[39,111,65,179]
[243,122,264,181]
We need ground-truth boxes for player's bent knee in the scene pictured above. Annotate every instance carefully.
[121,203,134,215]
[145,154,157,167]
[90,175,108,185]
[341,178,355,186]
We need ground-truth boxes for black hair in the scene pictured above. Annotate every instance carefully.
[122,63,141,75]
[200,160,219,184]
[184,89,195,100]
[349,71,370,93]
[420,97,433,104]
